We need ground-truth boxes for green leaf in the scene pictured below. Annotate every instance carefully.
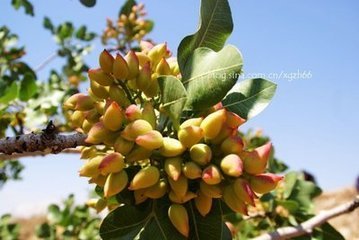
[11,0,34,16]
[182,45,242,111]
[187,200,232,240]
[100,199,185,240]
[56,22,74,42]
[284,172,299,199]
[158,76,187,130]
[19,73,37,101]
[79,0,96,7]
[75,26,96,41]
[288,178,322,213]
[43,17,54,34]
[177,0,233,73]
[47,204,62,224]
[100,199,231,240]
[293,223,345,240]
[222,78,277,119]
[76,26,87,40]
[315,222,345,240]
[0,82,18,104]
[119,0,137,17]
[276,200,299,213]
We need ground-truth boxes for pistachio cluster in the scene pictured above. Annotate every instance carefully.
[64,45,282,238]
[102,3,153,46]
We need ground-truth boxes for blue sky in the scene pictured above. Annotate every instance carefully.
[1,0,359,216]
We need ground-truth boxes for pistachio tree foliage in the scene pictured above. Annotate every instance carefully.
[0,0,347,239]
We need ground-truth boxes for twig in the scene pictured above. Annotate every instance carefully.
[0,122,90,160]
[34,52,58,72]
[117,79,135,104]
[252,196,359,240]
[0,148,81,161]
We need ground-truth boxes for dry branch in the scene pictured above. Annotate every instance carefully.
[253,196,359,240]
[0,122,89,160]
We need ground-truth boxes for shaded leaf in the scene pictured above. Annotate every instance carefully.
[76,26,87,40]
[75,26,96,41]
[182,45,242,111]
[0,82,18,104]
[100,199,185,240]
[284,171,298,199]
[293,223,345,240]
[43,17,54,34]
[79,0,96,7]
[276,200,299,213]
[56,22,74,42]
[288,178,322,213]
[19,73,37,101]
[119,0,137,17]
[187,200,232,240]
[11,0,34,16]
[158,76,187,130]
[222,78,276,119]
[178,0,233,73]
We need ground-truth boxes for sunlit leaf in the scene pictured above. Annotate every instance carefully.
[182,45,242,111]
[158,76,187,130]
[222,78,277,119]
[178,0,233,73]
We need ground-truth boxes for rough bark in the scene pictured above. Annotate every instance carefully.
[0,121,89,158]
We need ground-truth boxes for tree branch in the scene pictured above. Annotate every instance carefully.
[253,196,359,240]
[0,122,89,160]
[0,148,81,161]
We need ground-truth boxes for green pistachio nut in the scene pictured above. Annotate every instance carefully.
[145,179,167,199]
[141,101,157,129]
[202,164,222,185]
[114,136,134,155]
[190,143,212,166]
[125,104,142,122]
[194,190,212,217]
[222,185,248,215]
[200,109,227,139]
[135,130,163,150]
[178,126,204,148]
[121,119,152,141]
[220,154,243,177]
[125,50,139,79]
[164,157,182,181]
[109,85,131,108]
[168,204,189,238]
[103,101,124,131]
[249,173,283,194]
[159,137,186,157]
[168,174,188,198]
[64,93,94,111]
[233,178,256,206]
[182,161,202,179]
[99,152,125,175]
[113,53,129,80]
[129,166,160,190]
[241,142,272,174]
[79,156,103,178]
[199,181,222,198]
[99,49,114,74]
[88,68,113,86]
[104,170,128,198]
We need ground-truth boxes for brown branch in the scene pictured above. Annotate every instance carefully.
[0,148,81,161]
[0,122,89,160]
[253,196,359,240]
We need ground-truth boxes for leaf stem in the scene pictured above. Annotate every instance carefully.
[117,79,135,104]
